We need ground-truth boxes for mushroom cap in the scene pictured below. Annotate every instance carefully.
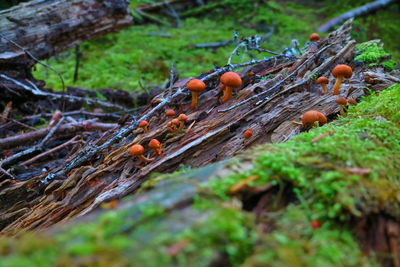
[301,110,327,127]
[178,114,188,121]
[347,98,357,105]
[220,72,242,88]
[244,129,253,139]
[335,97,347,105]
[309,33,320,42]
[332,64,352,79]
[316,76,329,84]
[138,120,148,127]
[171,118,180,125]
[187,78,206,93]
[129,144,144,156]
[165,109,176,117]
[148,139,161,149]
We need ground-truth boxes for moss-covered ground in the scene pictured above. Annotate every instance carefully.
[1,84,399,266]
[33,0,399,92]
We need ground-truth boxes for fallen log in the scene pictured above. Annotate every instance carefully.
[0,0,133,61]
[317,0,396,32]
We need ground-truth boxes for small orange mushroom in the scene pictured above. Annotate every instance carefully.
[309,33,320,42]
[335,97,347,115]
[187,78,206,109]
[138,120,149,132]
[316,77,329,94]
[177,114,188,130]
[332,64,352,95]
[347,98,357,105]
[148,139,162,156]
[301,110,327,127]
[220,72,242,103]
[166,121,177,133]
[244,129,253,139]
[165,109,176,119]
[129,144,153,163]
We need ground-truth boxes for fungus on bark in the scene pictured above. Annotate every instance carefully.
[316,76,329,94]
[187,79,206,109]
[138,120,149,132]
[301,110,327,127]
[148,139,162,156]
[220,72,242,103]
[129,144,153,163]
[332,64,352,95]
[309,33,320,42]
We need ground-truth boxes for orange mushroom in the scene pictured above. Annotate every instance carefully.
[167,121,177,133]
[316,77,329,94]
[220,72,242,103]
[335,97,347,115]
[138,120,149,132]
[148,139,162,156]
[177,114,188,130]
[332,64,352,95]
[187,78,206,109]
[301,110,327,127]
[244,129,253,139]
[309,33,320,42]
[347,98,357,105]
[129,144,153,163]
[165,109,176,119]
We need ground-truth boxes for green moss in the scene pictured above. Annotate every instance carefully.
[354,42,390,64]
[243,205,377,267]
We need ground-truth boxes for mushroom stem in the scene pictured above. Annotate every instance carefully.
[321,84,328,94]
[222,86,233,103]
[138,155,153,163]
[333,76,343,95]
[191,91,199,109]
[339,105,345,115]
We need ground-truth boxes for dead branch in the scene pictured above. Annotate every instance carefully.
[0,74,126,110]
[0,120,117,149]
[317,0,396,32]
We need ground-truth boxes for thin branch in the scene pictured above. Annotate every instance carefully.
[0,74,127,110]
[195,40,234,49]
[0,114,37,131]
[168,63,175,97]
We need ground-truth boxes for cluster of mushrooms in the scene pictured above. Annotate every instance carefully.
[295,33,357,128]
[129,32,358,164]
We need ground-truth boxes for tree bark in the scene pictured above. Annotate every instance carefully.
[0,0,133,61]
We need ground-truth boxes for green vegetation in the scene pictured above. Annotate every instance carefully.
[354,41,397,71]
[33,0,400,92]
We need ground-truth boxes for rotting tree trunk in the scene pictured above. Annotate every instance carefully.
[0,0,133,61]
[1,19,399,234]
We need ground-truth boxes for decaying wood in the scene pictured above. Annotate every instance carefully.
[0,20,398,241]
[317,0,396,32]
[0,0,133,61]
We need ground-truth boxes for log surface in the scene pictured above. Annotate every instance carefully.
[0,0,133,61]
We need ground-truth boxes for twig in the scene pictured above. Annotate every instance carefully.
[0,166,16,180]
[164,0,181,27]
[21,136,80,166]
[168,63,175,97]
[0,32,66,92]
[311,130,334,143]
[195,40,234,49]
[317,0,395,32]
[0,74,127,110]
[0,120,117,149]
[0,117,65,169]
[0,114,37,131]
[73,45,81,83]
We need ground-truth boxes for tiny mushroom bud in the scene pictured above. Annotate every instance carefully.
[311,220,321,229]
[347,98,357,105]
[167,121,177,133]
[187,78,206,109]
[148,139,162,156]
[129,144,153,163]
[220,72,242,103]
[309,33,320,42]
[244,129,253,139]
[335,97,347,115]
[138,120,149,132]
[316,77,329,94]
[177,114,188,130]
[165,109,176,119]
[332,64,352,95]
[301,110,327,127]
